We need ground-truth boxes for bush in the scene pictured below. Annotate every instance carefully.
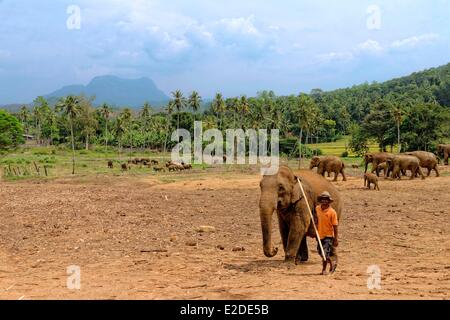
[341,151,349,157]
[0,110,24,149]
[349,124,369,157]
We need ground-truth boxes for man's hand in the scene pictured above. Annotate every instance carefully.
[333,238,338,247]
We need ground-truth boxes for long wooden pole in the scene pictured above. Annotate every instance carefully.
[297,178,326,262]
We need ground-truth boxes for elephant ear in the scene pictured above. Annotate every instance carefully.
[291,175,302,204]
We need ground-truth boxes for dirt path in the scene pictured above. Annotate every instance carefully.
[0,168,449,299]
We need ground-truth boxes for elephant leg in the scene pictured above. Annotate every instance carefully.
[341,168,347,181]
[393,168,400,180]
[332,171,338,182]
[285,220,305,262]
[418,167,425,180]
[277,215,289,253]
[371,163,377,174]
[434,165,440,177]
[296,236,309,263]
[426,168,431,177]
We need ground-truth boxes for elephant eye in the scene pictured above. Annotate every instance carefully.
[278,184,285,192]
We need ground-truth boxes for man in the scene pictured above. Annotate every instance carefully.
[316,191,339,275]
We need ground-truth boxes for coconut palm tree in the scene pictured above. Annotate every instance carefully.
[120,108,133,150]
[19,106,30,134]
[294,93,318,168]
[78,96,97,150]
[238,95,250,129]
[100,103,112,150]
[212,93,226,129]
[171,90,186,130]
[163,101,175,153]
[188,91,202,114]
[140,102,153,149]
[114,116,126,156]
[390,102,407,153]
[56,95,80,174]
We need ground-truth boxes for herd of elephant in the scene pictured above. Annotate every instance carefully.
[257,144,450,267]
[107,158,194,172]
[309,144,450,182]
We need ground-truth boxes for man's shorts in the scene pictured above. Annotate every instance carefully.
[317,237,336,259]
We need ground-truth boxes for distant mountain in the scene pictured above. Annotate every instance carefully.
[44,75,169,108]
[0,104,29,112]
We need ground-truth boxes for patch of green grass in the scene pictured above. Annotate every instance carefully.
[309,135,379,156]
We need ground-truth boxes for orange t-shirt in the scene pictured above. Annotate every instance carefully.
[316,205,338,239]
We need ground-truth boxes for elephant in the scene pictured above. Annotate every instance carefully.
[404,151,439,177]
[364,152,395,176]
[386,155,425,180]
[150,160,159,165]
[375,162,388,177]
[364,173,380,190]
[437,144,450,165]
[107,160,113,169]
[259,166,342,264]
[181,162,192,170]
[309,156,347,181]
[121,163,128,171]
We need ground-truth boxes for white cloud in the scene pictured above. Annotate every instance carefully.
[391,33,439,49]
[356,39,384,54]
[217,15,260,37]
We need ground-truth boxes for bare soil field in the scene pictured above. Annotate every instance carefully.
[0,167,449,300]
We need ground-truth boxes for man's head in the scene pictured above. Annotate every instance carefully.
[318,191,333,207]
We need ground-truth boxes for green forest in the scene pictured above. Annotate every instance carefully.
[1,63,449,158]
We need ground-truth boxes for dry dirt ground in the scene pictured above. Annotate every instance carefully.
[0,167,449,300]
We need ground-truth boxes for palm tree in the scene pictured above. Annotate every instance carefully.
[163,101,175,153]
[238,95,250,129]
[114,116,126,156]
[19,106,30,134]
[295,94,318,168]
[390,102,406,153]
[141,102,152,120]
[120,108,133,150]
[100,103,112,150]
[230,97,240,128]
[140,102,153,149]
[56,95,80,175]
[171,90,186,130]
[188,91,202,114]
[212,93,226,129]
[79,96,97,150]
[32,106,42,144]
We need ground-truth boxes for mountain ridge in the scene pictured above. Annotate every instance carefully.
[44,75,169,108]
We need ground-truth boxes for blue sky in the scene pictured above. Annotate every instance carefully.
[0,0,449,103]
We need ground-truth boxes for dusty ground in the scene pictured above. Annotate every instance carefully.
[0,167,449,300]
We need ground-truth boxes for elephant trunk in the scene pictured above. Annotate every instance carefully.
[364,158,369,173]
[259,192,278,258]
